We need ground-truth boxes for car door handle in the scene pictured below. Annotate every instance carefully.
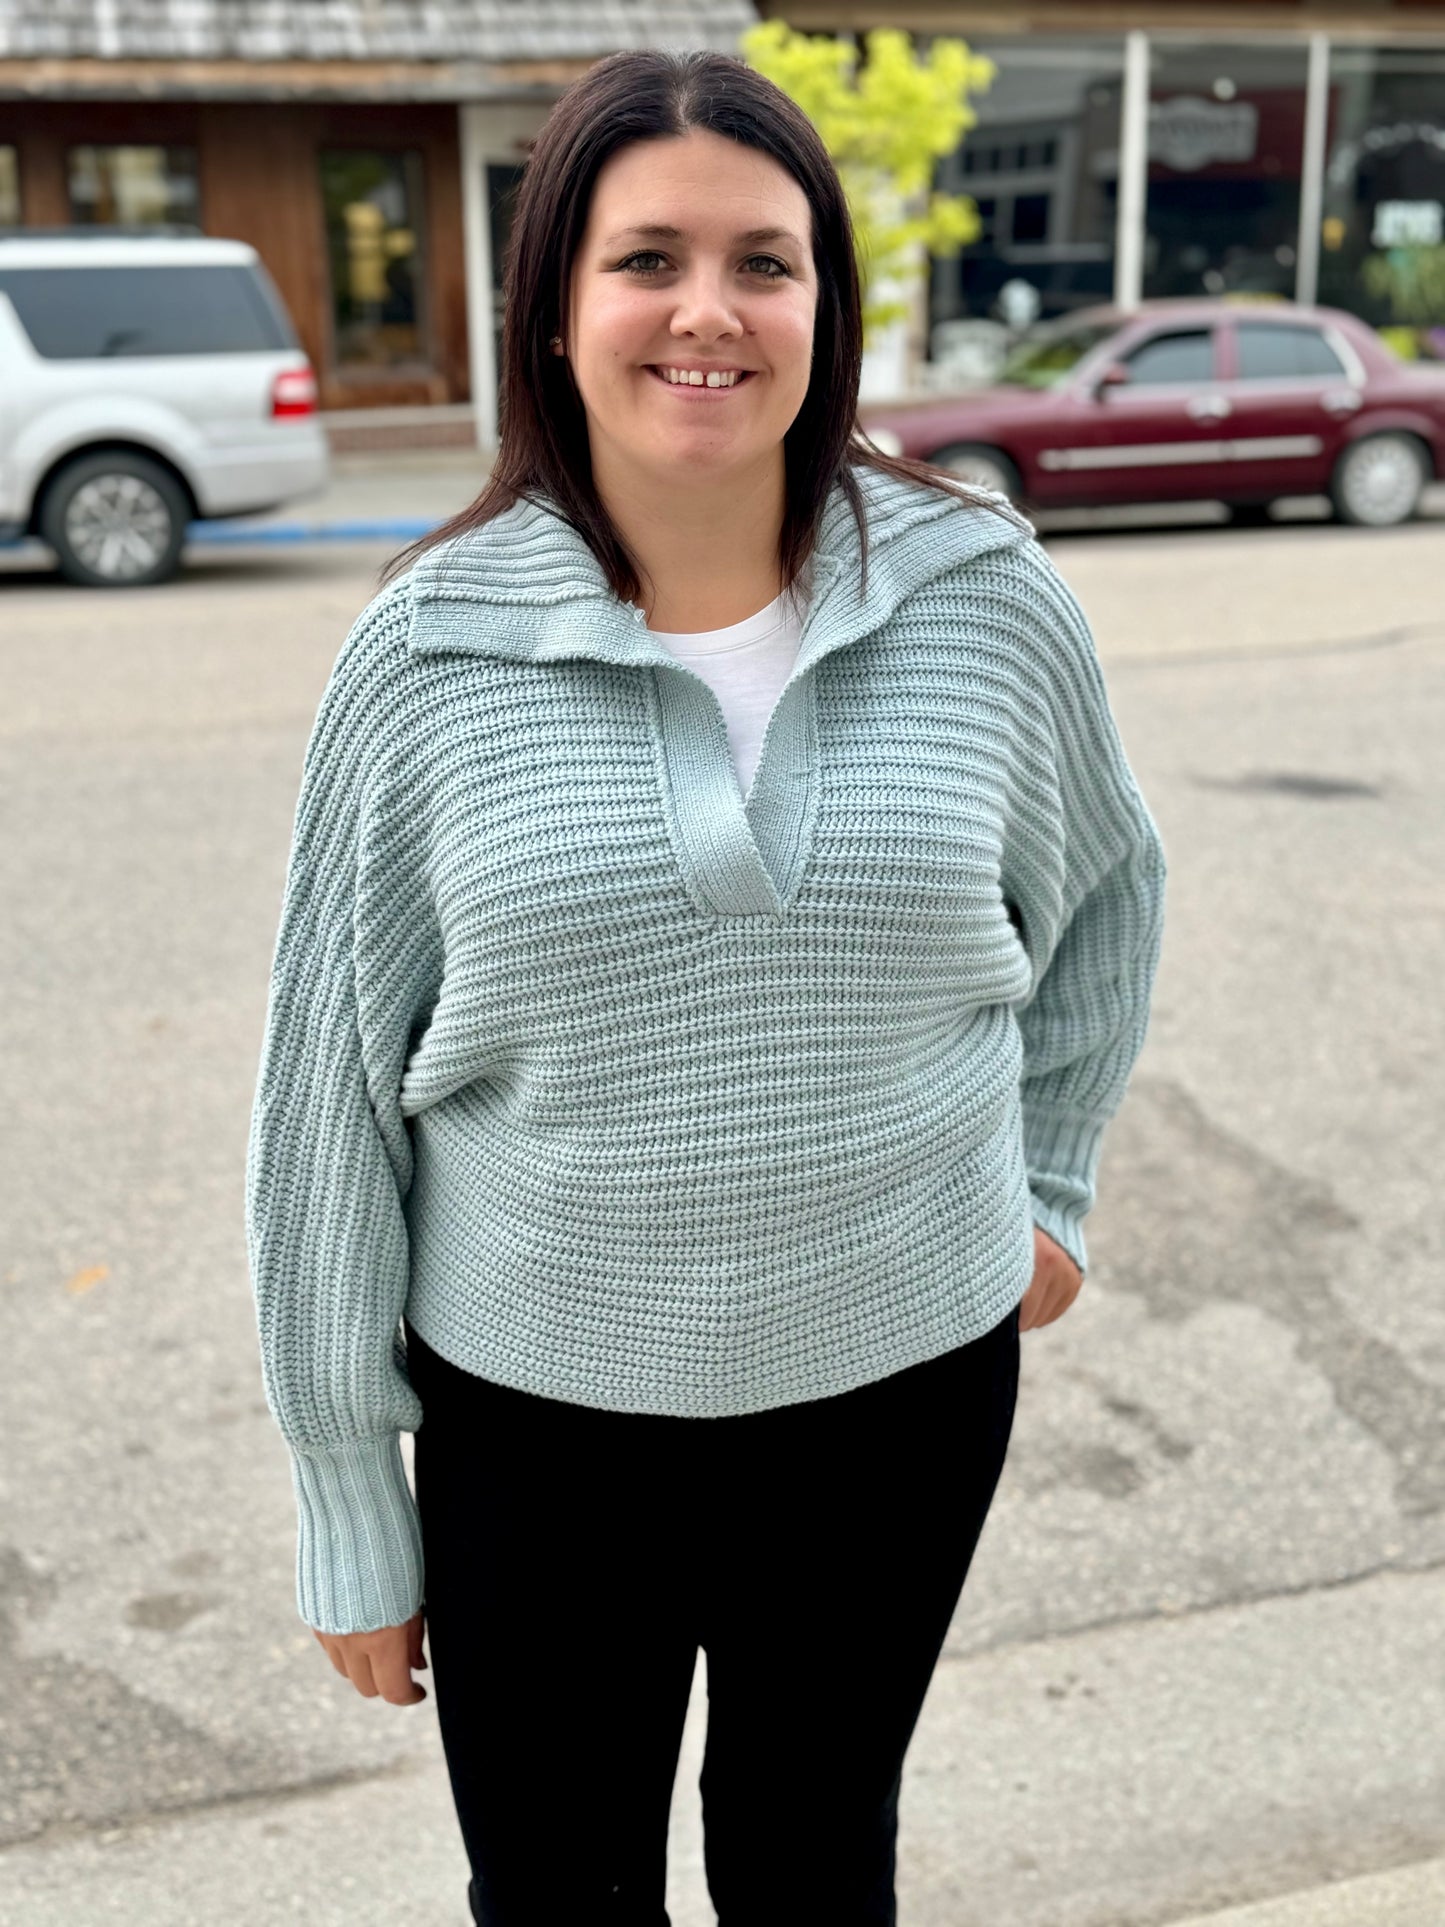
[1187,395,1233,422]
[1321,389,1363,415]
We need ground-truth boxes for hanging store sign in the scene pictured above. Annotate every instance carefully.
[1150,95,1259,172]
[1372,200,1444,248]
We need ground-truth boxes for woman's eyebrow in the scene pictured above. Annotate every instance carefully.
[602,223,804,249]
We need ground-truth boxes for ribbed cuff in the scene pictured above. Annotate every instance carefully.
[1021,1104,1107,1279]
[1029,1191,1089,1277]
[290,1432,424,1635]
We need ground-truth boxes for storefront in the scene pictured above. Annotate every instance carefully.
[0,97,473,418]
[0,0,755,442]
[764,3,1445,379]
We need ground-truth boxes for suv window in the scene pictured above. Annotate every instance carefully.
[1122,330,1215,385]
[1235,323,1346,380]
[0,263,295,358]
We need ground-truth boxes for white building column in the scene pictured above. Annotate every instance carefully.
[459,101,548,453]
[1114,31,1151,312]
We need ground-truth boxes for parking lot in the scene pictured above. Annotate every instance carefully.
[2,492,1444,1924]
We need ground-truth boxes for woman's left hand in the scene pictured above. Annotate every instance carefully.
[1018,1226,1084,1332]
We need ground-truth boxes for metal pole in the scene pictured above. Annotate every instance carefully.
[1296,33,1331,308]
[1115,30,1150,312]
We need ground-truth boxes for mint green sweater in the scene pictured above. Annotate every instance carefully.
[245,465,1166,1634]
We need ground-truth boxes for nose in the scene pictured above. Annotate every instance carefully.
[667,264,744,342]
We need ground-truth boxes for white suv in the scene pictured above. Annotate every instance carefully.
[0,230,329,586]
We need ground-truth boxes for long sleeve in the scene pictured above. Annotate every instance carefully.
[999,542,1167,1277]
[245,590,442,1634]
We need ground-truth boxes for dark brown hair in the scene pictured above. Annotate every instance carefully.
[382,46,1017,603]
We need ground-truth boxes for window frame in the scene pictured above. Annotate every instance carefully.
[1117,325,1221,388]
[1222,319,1364,386]
[64,142,202,228]
[317,143,434,382]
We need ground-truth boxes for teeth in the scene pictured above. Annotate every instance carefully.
[656,367,744,387]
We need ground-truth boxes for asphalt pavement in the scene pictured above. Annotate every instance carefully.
[1,463,1443,1924]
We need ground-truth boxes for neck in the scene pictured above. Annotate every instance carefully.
[593,447,788,634]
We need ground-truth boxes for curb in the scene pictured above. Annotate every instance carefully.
[1160,1853,1445,1927]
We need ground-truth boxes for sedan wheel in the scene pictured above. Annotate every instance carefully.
[1329,433,1428,528]
[39,451,190,587]
[930,442,1022,501]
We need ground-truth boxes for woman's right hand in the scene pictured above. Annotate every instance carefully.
[313,1608,428,1704]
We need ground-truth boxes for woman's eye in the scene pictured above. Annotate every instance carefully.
[617,252,790,279]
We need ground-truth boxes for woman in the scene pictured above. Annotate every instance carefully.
[245,47,1167,1927]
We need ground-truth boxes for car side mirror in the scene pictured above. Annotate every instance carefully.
[1093,363,1131,398]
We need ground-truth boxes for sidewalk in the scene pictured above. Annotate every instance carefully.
[189,448,492,547]
[190,450,1445,550]
[1165,1857,1445,1927]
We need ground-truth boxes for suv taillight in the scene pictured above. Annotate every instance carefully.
[271,367,318,418]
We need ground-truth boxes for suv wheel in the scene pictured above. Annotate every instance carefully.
[1329,433,1429,528]
[40,452,190,587]
[930,443,1023,501]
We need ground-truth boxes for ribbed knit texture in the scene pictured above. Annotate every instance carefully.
[244,464,1167,1633]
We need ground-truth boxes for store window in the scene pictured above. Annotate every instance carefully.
[68,146,200,226]
[0,148,19,226]
[320,148,426,370]
[1318,46,1445,360]
[1142,42,1309,303]
[925,37,1125,382]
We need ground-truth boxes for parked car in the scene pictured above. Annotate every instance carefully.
[859,298,1445,528]
[0,229,328,586]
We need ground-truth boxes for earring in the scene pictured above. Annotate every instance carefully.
[550,335,562,351]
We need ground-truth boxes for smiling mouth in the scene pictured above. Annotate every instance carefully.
[645,367,757,392]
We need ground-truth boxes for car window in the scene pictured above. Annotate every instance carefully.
[993,320,1118,388]
[1121,330,1215,385]
[1234,323,1346,380]
[0,264,295,358]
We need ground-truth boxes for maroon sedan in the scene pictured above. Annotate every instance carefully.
[858,298,1445,527]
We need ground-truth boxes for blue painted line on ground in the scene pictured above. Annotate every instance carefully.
[188,517,441,544]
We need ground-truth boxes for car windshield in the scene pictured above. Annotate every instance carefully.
[993,320,1118,389]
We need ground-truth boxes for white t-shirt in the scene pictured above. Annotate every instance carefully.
[647,585,807,801]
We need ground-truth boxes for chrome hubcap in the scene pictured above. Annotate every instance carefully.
[64,474,173,578]
[1342,438,1420,524]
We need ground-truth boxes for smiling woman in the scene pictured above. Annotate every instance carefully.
[248,43,1167,1927]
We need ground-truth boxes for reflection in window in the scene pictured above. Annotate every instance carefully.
[320,149,426,369]
[1143,42,1308,303]
[925,36,1124,383]
[994,317,1117,388]
[68,146,200,226]
[1123,330,1215,384]
[1235,323,1345,379]
[1319,46,1445,360]
[0,148,18,226]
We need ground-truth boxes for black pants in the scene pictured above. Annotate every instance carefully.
[405,1303,1020,1927]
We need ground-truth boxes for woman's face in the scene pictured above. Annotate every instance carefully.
[562,128,818,490]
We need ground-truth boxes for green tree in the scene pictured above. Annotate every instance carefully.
[1360,244,1445,344]
[741,20,997,341]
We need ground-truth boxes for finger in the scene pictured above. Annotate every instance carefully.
[345,1650,380,1699]
[314,1632,349,1678]
[408,1613,428,1673]
[373,1640,426,1707]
